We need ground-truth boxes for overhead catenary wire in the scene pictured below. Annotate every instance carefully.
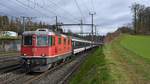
[0,0,89,24]
[0,1,25,16]
[82,0,91,13]
[0,0,57,24]
[11,0,49,18]
[25,0,79,23]
[0,0,70,24]
[41,0,79,23]
[14,0,57,22]
[91,0,95,12]
[46,0,80,23]
[73,0,86,22]
[80,0,92,23]
[15,0,50,17]
[16,0,66,23]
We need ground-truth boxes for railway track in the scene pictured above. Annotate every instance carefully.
[0,52,20,66]
[0,49,94,84]
[25,50,92,84]
[0,61,65,84]
[0,57,20,73]
[24,60,74,84]
[57,50,91,84]
[0,68,26,84]
[0,64,20,74]
[57,55,84,84]
[0,56,19,63]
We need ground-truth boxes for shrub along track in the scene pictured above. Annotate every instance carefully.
[103,36,150,84]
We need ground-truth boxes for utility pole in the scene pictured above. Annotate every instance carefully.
[80,19,83,36]
[56,16,58,26]
[89,12,96,43]
[134,6,137,34]
[95,25,97,41]
[22,17,26,32]
[21,16,38,32]
[95,25,97,36]
[21,16,32,32]
[55,16,58,31]
[1,16,3,30]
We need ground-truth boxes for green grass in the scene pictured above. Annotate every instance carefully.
[69,47,110,84]
[120,35,150,59]
[103,34,150,83]
[69,34,150,84]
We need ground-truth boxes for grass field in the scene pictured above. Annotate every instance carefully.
[103,34,150,84]
[120,35,150,59]
[69,34,150,84]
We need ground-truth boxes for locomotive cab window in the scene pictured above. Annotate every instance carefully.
[49,36,55,46]
[37,36,48,46]
[23,36,32,45]
[49,36,53,46]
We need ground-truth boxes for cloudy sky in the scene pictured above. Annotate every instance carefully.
[0,0,150,35]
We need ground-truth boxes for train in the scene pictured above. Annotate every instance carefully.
[20,28,97,72]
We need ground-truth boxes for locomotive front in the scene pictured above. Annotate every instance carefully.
[20,29,72,72]
[20,29,54,72]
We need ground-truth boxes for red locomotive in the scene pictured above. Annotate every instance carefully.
[20,28,94,72]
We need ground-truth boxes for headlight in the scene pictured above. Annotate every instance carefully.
[22,53,26,56]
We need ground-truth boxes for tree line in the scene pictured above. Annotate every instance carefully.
[0,16,48,34]
[131,3,150,34]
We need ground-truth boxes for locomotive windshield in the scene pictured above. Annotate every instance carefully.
[23,36,32,45]
[37,36,48,46]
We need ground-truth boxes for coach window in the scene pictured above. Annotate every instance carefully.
[58,37,61,44]
[37,36,48,46]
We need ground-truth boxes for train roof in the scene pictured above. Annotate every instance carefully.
[23,28,69,38]
[23,28,93,43]
[72,36,92,43]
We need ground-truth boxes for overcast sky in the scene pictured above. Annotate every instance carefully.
[0,0,150,35]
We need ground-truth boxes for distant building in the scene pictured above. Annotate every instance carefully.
[0,31,18,37]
